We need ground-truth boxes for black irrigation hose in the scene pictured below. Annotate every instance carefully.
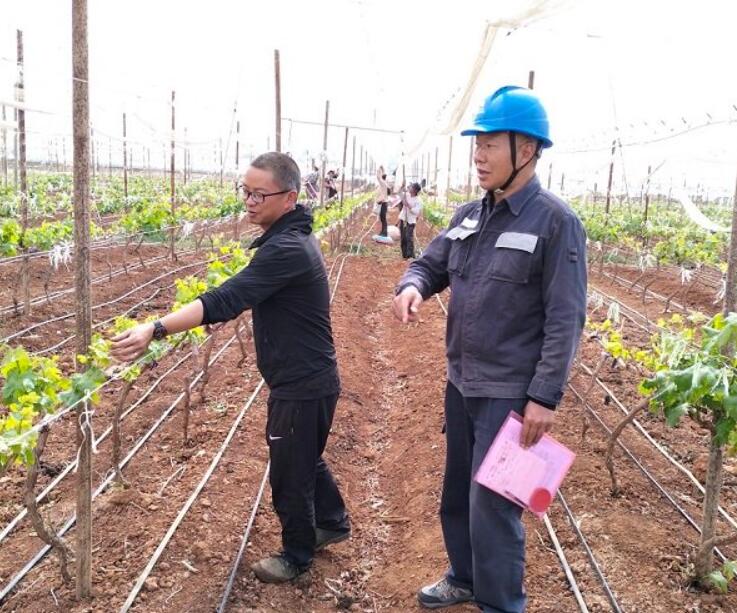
[556,490,623,613]
[120,379,267,612]
[216,464,270,613]
[1,259,209,344]
[0,213,245,267]
[0,332,243,605]
[600,268,691,313]
[0,250,176,316]
[567,382,727,563]
[580,293,737,534]
[0,224,259,316]
[587,282,656,335]
[0,350,194,546]
[541,513,589,612]
[598,245,722,290]
[36,286,166,355]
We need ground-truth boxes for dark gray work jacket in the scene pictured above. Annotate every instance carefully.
[399,175,587,406]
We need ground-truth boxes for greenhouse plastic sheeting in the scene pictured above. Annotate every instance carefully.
[674,188,730,233]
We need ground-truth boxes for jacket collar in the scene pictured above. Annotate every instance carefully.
[483,175,541,217]
[250,204,312,249]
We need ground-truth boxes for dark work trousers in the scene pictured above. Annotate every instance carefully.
[378,202,388,236]
[441,382,527,613]
[266,393,349,569]
[398,220,416,258]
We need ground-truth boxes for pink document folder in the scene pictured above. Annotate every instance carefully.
[474,412,575,517]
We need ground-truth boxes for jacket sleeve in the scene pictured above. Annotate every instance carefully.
[198,238,311,324]
[527,213,588,406]
[396,208,463,299]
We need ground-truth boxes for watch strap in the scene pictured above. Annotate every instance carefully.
[152,320,168,340]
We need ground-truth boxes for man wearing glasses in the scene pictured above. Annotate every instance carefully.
[111,152,350,583]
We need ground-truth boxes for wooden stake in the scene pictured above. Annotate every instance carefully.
[219,137,223,188]
[319,100,329,206]
[1,104,7,186]
[274,50,282,153]
[340,126,349,209]
[183,128,188,185]
[13,107,18,188]
[16,29,30,316]
[235,120,240,181]
[724,170,737,314]
[350,135,356,198]
[359,144,364,182]
[72,0,93,597]
[644,164,651,223]
[527,70,535,89]
[170,90,176,260]
[605,139,616,215]
[445,136,453,208]
[90,127,96,181]
[466,137,474,202]
[122,112,128,200]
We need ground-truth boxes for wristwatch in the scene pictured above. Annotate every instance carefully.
[152,320,168,341]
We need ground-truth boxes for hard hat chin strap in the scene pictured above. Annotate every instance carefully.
[494,132,540,195]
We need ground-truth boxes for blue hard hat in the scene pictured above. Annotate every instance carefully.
[461,85,553,148]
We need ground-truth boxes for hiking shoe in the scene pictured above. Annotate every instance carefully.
[418,577,473,609]
[251,555,304,583]
[315,527,351,551]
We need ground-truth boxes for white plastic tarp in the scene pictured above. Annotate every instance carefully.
[674,188,730,233]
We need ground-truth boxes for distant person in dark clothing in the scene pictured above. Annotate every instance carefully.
[325,169,339,201]
[304,164,320,200]
[111,152,350,584]
[398,182,422,258]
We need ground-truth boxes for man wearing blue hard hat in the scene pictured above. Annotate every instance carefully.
[393,86,587,611]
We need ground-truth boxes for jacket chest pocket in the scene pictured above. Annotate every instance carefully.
[489,232,538,284]
[448,239,473,276]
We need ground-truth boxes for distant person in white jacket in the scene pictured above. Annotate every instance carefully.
[398,182,422,259]
[375,165,390,237]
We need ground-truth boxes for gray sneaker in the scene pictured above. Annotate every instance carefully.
[315,527,351,551]
[251,555,304,583]
[417,577,473,609]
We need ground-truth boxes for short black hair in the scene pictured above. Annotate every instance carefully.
[250,152,301,192]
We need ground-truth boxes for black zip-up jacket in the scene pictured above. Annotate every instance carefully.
[198,205,339,399]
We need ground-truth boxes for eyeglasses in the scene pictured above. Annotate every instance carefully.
[237,185,291,204]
